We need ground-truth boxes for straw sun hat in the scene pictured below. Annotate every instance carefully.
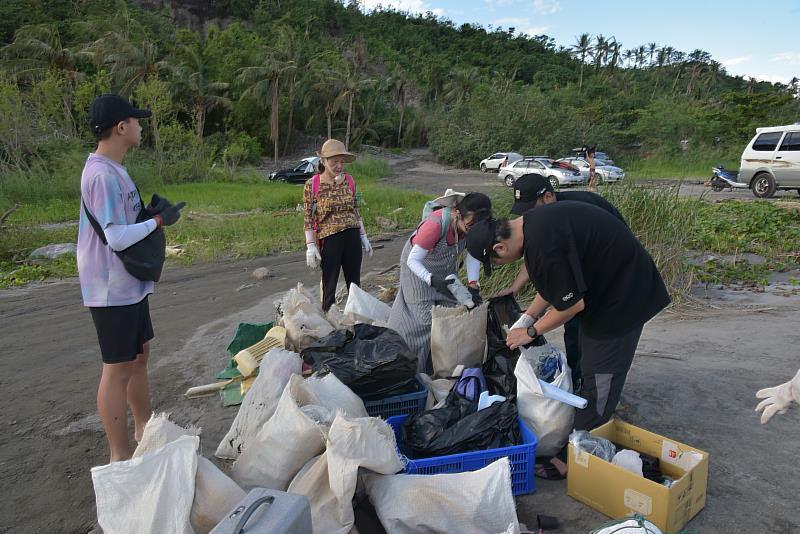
[318,139,356,163]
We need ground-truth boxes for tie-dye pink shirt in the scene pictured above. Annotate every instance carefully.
[77,153,154,307]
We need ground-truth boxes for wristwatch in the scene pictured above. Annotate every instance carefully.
[526,325,539,339]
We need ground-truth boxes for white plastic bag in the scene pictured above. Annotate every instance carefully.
[288,414,403,534]
[515,343,575,457]
[134,414,247,534]
[612,449,644,476]
[232,375,330,491]
[418,372,456,409]
[305,372,368,418]
[281,283,335,351]
[215,348,302,460]
[343,282,391,325]
[430,303,488,378]
[93,435,199,534]
[591,516,663,534]
[364,457,520,534]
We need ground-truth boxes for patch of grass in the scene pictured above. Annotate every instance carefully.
[0,254,77,288]
[621,151,739,181]
[0,155,424,286]
[689,259,772,287]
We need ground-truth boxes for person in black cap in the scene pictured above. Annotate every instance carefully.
[466,201,669,479]
[78,94,185,462]
[496,173,626,390]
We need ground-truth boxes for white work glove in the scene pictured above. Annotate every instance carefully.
[360,234,373,257]
[510,313,535,331]
[755,369,800,424]
[306,243,321,269]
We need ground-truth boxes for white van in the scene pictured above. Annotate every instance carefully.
[739,124,800,198]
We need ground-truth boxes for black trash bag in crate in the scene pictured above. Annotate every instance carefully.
[301,324,418,400]
[483,295,546,397]
[401,392,520,458]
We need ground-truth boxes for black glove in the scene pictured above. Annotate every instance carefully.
[154,201,186,227]
[430,275,455,300]
[146,193,172,216]
[467,285,482,307]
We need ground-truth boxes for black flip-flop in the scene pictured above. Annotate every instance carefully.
[535,460,567,480]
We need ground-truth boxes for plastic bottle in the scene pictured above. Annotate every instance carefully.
[445,274,475,308]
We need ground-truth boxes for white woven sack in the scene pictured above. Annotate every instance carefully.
[92,435,199,534]
[344,283,391,325]
[231,375,330,491]
[288,414,403,534]
[364,457,520,534]
[430,302,488,378]
[515,344,575,457]
[134,414,246,534]
[281,283,335,351]
[305,372,368,418]
[215,348,302,460]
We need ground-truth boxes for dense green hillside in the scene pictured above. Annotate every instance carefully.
[1,0,799,175]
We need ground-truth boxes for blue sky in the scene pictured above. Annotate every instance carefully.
[360,0,800,85]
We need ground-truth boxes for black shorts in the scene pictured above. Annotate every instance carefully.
[89,296,154,364]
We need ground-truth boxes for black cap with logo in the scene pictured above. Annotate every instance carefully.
[89,94,151,134]
[465,217,499,277]
[511,173,553,215]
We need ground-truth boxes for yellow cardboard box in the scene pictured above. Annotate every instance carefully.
[567,419,709,533]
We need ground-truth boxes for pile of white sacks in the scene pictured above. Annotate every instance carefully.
[90,284,522,534]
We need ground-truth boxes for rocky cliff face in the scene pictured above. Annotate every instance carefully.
[131,0,235,32]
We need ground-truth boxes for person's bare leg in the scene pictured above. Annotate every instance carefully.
[97,361,135,462]
[127,341,151,443]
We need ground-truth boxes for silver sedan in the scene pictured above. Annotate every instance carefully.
[557,157,625,183]
[499,158,584,189]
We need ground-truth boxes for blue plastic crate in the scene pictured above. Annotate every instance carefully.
[386,414,538,495]
[363,378,428,419]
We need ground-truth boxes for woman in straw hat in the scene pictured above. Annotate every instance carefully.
[303,138,373,311]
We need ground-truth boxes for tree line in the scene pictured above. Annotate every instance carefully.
[1,0,799,179]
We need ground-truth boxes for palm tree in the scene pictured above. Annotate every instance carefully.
[607,40,622,72]
[647,42,658,66]
[572,33,592,92]
[388,66,409,146]
[334,56,375,149]
[443,66,479,105]
[1,24,91,135]
[592,35,608,72]
[305,53,345,140]
[272,26,305,156]
[237,48,294,161]
[635,45,647,69]
[170,45,230,141]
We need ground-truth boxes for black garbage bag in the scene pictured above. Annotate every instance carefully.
[402,393,520,458]
[301,324,418,400]
[483,295,546,397]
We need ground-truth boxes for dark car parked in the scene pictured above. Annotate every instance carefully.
[269,157,320,184]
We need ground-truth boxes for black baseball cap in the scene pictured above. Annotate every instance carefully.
[511,173,553,215]
[466,217,499,276]
[89,94,151,134]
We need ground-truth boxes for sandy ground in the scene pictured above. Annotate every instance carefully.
[2,150,799,533]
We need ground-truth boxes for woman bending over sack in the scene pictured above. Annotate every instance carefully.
[388,190,492,373]
[303,139,373,311]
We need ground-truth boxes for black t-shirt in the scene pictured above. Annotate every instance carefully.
[555,191,626,225]
[523,200,670,341]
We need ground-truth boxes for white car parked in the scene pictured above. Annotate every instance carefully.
[558,157,625,184]
[738,124,800,198]
[479,152,523,173]
[499,157,584,189]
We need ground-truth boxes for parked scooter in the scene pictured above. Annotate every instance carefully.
[709,165,748,192]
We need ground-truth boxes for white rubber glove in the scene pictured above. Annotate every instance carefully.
[755,369,800,424]
[360,234,373,257]
[510,313,535,331]
[306,243,321,269]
